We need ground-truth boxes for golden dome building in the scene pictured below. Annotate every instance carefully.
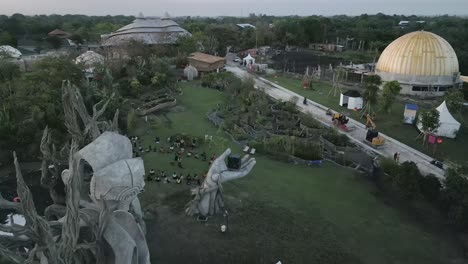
[376,31,462,96]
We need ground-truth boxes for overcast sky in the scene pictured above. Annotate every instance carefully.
[2,0,467,17]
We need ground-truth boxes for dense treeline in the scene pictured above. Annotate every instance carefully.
[1,13,467,72]
[379,159,468,235]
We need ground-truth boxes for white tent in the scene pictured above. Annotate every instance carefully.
[243,53,255,66]
[417,101,461,138]
[339,90,363,110]
[0,45,22,58]
[183,65,198,81]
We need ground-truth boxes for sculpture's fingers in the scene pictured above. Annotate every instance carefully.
[240,159,256,174]
[240,158,256,170]
[217,148,231,161]
[221,159,256,182]
[241,154,250,164]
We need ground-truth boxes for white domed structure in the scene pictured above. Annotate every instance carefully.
[101,15,191,47]
[376,31,462,96]
[184,65,198,81]
[76,51,105,67]
[0,45,22,59]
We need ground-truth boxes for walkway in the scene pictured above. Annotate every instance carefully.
[226,65,445,178]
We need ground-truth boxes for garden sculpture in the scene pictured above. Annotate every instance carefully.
[185,148,256,217]
[0,83,150,264]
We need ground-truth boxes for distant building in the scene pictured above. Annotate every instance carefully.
[236,23,256,30]
[398,21,410,27]
[187,52,225,73]
[48,29,72,38]
[309,43,344,52]
[101,14,191,47]
[376,31,462,96]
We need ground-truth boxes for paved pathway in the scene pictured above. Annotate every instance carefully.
[226,66,445,178]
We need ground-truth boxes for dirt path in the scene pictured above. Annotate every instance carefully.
[226,65,445,179]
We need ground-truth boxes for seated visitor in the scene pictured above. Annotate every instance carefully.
[155,136,160,144]
[155,175,161,182]
[176,178,182,184]
[164,178,170,184]
[172,172,178,179]
[201,151,207,161]
[149,169,156,177]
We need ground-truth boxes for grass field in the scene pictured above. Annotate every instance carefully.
[133,82,465,264]
[265,75,468,164]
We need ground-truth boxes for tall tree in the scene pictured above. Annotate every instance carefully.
[381,81,401,113]
[419,109,440,145]
[0,31,17,46]
[360,75,381,116]
[444,88,464,117]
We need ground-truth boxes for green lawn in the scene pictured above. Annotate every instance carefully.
[265,75,468,164]
[133,82,465,264]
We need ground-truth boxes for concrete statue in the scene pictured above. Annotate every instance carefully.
[0,83,150,264]
[186,148,256,217]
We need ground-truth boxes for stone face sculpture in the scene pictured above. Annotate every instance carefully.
[0,83,150,264]
[186,148,256,217]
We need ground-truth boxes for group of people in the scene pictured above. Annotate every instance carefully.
[128,134,219,187]
[146,169,202,185]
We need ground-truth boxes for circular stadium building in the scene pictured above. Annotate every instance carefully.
[375,31,462,96]
[101,14,191,47]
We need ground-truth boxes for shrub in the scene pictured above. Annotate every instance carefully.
[419,174,442,202]
[127,109,137,132]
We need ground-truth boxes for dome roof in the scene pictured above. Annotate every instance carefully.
[376,31,459,77]
[101,16,191,46]
[76,51,105,67]
[0,45,22,58]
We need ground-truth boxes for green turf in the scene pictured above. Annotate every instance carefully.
[265,75,468,164]
[133,81,465,263]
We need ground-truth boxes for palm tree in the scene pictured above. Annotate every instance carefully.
[360,75,381,117]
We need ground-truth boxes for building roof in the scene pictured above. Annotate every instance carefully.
[48,29,71,36]
[376,31,459,77]
[236,23,256,29]
[0,45,22,58]
[76,51,105,67]
[405,104,418,110]
[188,52,225,64]
[101,16,191,46]
[342,90,361,98]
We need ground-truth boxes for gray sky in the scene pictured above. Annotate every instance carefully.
[2,0,468,17]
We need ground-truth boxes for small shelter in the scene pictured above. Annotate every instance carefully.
[403,104,418,124]
[243,53,255,66]
[417,101,461,138]
[48,29,71,38]
[187,52,225,73]
[184,65,198,81]
[339,90,363,110]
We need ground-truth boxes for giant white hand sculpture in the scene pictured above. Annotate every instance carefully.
[185,148,256,217]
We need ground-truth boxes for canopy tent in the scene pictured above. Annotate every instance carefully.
[417,101,461,138]
[183,65,198,81]
[243,53,255,66]
[339,90,363,110]
[403,104,418,124]
[0,45,22,58]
